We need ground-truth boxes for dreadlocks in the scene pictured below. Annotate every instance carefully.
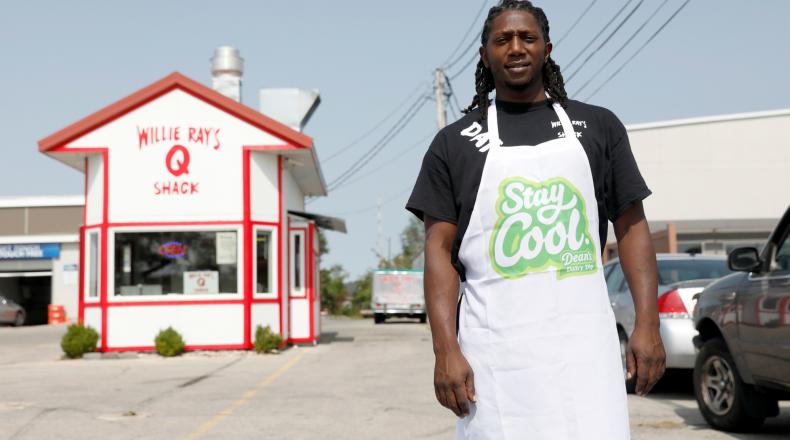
[463,0,568,117]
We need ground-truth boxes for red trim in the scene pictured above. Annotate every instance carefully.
[242,149,253,349]
[49,146,109,153]
[287,337,316,344]
[103,343,247,353]
[83,157,88,225]
[251,298,280,304]
[278,155,284,336]
[109,220,243,227]
[38,72,313,152]
[105,299,244,307]
[308,223,315,341]
[245,144,304,151]
[78,226,85,324]
[100,151,109,351]
[251,221,279,227]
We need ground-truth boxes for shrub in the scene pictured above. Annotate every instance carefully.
[61,323,99,359]
[254,325,283,354]
[155,327,185,357]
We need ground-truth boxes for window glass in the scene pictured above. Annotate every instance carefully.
[89,232,99,298]
[256,230,272,294]
[294,233,302,290]
[774,232,790,272]
[656,259,732,285]
[606,264,625,296]
[114,231,238,296]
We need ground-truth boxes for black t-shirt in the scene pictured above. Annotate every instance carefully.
[406,98,651,281]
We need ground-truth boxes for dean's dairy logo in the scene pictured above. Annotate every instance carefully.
[489,177,597,280]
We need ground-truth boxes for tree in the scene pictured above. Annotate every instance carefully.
[320,264,348,314]
[379,217,425,269]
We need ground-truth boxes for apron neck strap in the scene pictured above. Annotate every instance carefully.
[487,99,576,149]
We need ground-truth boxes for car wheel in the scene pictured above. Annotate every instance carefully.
[419,315,427,324]
[374,314,385,324]
[618,328,636,394]
[694,338,766,432]
[13,312,24,327]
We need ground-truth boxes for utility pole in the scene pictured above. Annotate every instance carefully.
[434,68,447,129]
[376,196,383,261]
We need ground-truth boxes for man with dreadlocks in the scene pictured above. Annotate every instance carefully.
[406,1,665,438]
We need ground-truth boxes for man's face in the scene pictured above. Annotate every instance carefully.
[481,10,550,93]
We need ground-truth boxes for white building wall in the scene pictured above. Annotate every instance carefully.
[86,154,103,225]
[627,111,790,224]
[250,152,279,223]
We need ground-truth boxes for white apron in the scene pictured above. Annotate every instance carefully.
[455,102,630,439]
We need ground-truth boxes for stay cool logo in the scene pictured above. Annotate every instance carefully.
[489,177,598,280]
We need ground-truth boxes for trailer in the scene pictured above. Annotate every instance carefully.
[372,269,425,324]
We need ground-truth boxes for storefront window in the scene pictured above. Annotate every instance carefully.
[114,230,238,296]
[256,230,273,294]
[88,232,99,298]
[294,234,302,290]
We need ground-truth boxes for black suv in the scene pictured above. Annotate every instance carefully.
[692,206,790,431]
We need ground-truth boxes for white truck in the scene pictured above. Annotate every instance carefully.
[372,269,426,324]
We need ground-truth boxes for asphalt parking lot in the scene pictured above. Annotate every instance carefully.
[1,318,788,440]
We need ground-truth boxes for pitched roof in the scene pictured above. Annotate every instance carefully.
[38,71,313,151]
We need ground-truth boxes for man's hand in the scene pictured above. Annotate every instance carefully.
[614,201,666,396]
[626,324,666,396]
[434,348,476,417]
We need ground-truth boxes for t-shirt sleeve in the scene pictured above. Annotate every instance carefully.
[405,131,458,224]
[605,112,652,221]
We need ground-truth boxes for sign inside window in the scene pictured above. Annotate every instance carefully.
[159,241,186,259]
[183,271,219,295]
[216,232,237,265]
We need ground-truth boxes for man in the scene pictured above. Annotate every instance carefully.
[405,1,665,438]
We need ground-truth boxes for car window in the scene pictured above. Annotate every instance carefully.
[773,230,790,273]
[606,264,626,296]
[657,259,732,285]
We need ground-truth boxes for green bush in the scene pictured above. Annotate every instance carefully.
[155,327,185,357]
[254,325,283,354]
[61,323,99,359]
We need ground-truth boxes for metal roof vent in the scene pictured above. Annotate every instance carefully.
[211,46,244,102]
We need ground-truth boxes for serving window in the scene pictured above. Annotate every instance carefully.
[113,230,240,296]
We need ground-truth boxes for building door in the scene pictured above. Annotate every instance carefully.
[288,226,313,342]
[0,272,52,325]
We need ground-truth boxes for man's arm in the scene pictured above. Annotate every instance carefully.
[424,214,474,417]
[614,201,666,396]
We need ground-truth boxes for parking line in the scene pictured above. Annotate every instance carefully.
[184,351,306,440]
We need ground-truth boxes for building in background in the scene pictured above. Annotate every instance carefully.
[605,109,790,260]
[33,47,343,351]
[0,196,82,324]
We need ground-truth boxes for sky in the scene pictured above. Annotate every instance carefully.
[3,0,790,279]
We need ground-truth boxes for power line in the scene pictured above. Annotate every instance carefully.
[573,0,670,96]
[565,0,644,83]
[562,0,635,72]
[445,76,466,117]
[441,0,489,69]
[328,95,429,191]
[584,0,692,101]
[449,50,480,80]
[331,185,414,217]
[332,132,434,191]
[322,82,428,164]
[553,0,598,48]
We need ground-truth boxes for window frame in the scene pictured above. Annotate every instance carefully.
[253,225,278,298]
[289,229,306,298]
[107,225,244,302]
[84,228,101,303]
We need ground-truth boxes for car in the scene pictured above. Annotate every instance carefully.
[604,254,732,382]
[692,206,790,432]
[0,296,26,326]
